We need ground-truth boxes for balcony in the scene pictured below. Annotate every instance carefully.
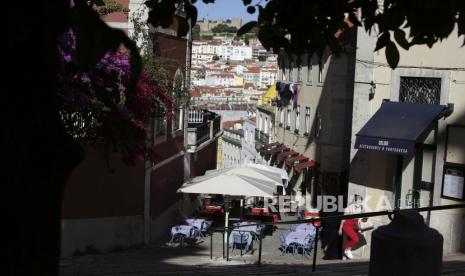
[187,109,222,153]
[255,129,271,150]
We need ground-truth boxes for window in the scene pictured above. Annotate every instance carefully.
[265,117,269,134]
[289,61,294,82]
[399,77,441,105]
[295,105,300,134]
[173,108,182,132]
[304,107,311,135]
[286,106,291,130]
[318,58,324,83]
[279,108,284,127]
[297,66,302,82]
[307,57,312,84]
[315,111,321,139]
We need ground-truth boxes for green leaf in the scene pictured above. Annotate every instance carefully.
[247,6,256,14]
[385,41,399,69]
[385,4,405,30]
[409,36,429,46]
[237,21,257,36]
[375,32,390,51]
[177,18,190,37]
[394,29,409,50]
[185,3,198,27]
[426,37,437,48]
[257,24,272,50]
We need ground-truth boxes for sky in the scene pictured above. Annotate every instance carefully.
[195,0,259,23]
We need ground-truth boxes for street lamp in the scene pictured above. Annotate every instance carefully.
[223,197,232,259]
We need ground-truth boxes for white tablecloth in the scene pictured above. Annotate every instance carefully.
[229,231,253,248]
[185,218,207,230]
[293,223,316,234]
[284,231,312,246]
[171,225,195,238]
[233,221,262,236]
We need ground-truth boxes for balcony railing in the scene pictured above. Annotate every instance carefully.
[187,109,222,152]
[255,129,271,150]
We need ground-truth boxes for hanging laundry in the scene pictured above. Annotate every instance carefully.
[276,81,286,93]
[280,84,292,100]
[290,83,301,108]
[275,81,293,107]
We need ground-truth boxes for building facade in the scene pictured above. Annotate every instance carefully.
[61,2,221,257]
[218,44,253,61]
[270,41,356,199]
[256,105,274,155]
[242,117,257,164]
[348,25,465,257]
[197,18,242,34]
[259,67,278,88]
[221,127,244,168]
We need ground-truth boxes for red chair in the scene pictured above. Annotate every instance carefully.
[206,205,224,214]
[251,207,269,215]
[304,210,320,227]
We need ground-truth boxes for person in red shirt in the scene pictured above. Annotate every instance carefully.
[338,194,364,259]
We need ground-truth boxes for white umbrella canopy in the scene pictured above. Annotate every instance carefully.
[178,172,275,198]
[177,166,278,254]
[204,165,284,187]
[246,163,289,181]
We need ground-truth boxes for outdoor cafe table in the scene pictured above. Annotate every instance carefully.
[229,230,253,252]
[185,218,208,230]
[171,225,196,238]
[283,231,312,246]
[292,223,316,234]
[233,221,263,237]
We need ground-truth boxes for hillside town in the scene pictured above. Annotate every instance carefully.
[10,1,465,275]
[190,38,276,105]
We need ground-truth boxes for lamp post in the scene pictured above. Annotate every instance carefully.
[223,197,232,259]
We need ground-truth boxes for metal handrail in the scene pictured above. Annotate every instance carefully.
[195,121,210,145]
[210,203,465,229]
[204,203,465,271]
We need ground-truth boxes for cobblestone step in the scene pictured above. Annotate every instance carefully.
[60,240,465,276]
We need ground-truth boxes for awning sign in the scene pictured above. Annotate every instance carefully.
[355,136,415,155]
[353,101,447,156]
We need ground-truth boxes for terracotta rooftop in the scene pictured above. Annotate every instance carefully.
[245,67,260,73]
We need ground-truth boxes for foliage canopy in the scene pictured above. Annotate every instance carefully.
[145,0,465,69]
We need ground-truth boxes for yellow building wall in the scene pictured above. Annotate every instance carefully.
[234,76,244,86]
[260,84,276,105]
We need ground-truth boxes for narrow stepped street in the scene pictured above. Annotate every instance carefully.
[60,213,465,275]
[60,244,465,276]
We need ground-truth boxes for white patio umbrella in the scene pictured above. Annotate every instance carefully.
[178,171,276,197]
[177,170,276,255]
[204,165,284,189]
[246,163,289,182]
